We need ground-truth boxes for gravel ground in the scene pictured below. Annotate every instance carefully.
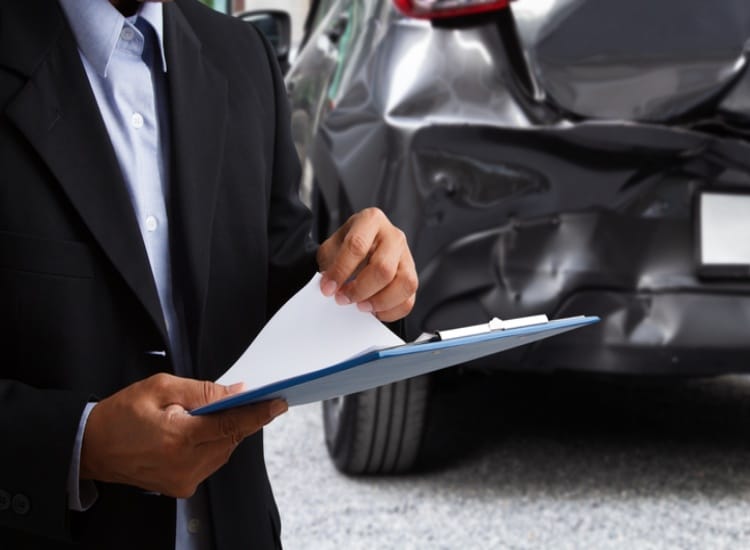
[264,372,750,549]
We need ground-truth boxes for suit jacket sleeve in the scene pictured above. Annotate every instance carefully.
[258,27,320,317]
[0,377,90,539]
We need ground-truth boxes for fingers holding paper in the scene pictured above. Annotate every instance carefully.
[80,373,287,498]
[316,207,418,322]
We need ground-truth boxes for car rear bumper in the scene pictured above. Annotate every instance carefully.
[414,212,750,375]
[534,289,750,376]
[419,285,750,376]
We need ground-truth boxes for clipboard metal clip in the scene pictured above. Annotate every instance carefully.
[433,314,550,341]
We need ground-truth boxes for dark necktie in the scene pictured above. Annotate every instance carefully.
[133,17,194,379]
[134,16,171,162]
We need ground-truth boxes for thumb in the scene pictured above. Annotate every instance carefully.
[164,377,245,410]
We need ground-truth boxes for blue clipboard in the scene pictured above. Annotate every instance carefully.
[191,315,599,415]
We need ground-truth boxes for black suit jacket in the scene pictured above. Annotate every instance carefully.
[0,1,317,547]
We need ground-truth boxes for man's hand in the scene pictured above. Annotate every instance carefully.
[317,207,418,322]
[80,373,287,498]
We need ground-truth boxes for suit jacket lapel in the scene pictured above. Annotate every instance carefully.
[2,4,169,346]
[163,3,228,372]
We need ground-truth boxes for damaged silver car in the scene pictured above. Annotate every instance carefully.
[269,0,750,474]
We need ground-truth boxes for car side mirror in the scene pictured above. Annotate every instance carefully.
[239,11,292,74]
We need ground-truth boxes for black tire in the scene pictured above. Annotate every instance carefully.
[322,375,431,474]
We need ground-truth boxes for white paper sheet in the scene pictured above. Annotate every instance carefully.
[216,273,405,389]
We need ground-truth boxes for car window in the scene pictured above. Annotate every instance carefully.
[199,0,229,13]
[326,1,360,100]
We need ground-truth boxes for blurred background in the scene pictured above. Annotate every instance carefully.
[201,0,310,53]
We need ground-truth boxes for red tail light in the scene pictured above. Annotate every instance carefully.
[394,0,511,19]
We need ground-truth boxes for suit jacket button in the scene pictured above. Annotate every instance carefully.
[12,494,30,515]
[0,490,9,511]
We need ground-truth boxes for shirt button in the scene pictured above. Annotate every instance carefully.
[145,215,158,232]
[132,112,144,129]
[121,27,135,42]
[11,494,31,516]
[188,518,201,534]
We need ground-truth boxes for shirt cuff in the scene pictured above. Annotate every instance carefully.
[67,402,99,512]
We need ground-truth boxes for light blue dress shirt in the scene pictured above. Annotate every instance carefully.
[58,1,211,548]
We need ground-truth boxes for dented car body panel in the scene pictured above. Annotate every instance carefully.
[286,0,750,375]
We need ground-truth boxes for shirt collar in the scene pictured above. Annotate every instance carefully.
[58,0,167,77]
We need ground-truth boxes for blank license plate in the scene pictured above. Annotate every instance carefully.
[698,192,750,276]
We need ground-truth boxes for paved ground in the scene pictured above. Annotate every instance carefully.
[264,371,750,549]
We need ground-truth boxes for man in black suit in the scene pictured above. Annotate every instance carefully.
[0,0,417,548]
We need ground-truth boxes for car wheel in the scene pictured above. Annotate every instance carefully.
[322,375,431,474]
